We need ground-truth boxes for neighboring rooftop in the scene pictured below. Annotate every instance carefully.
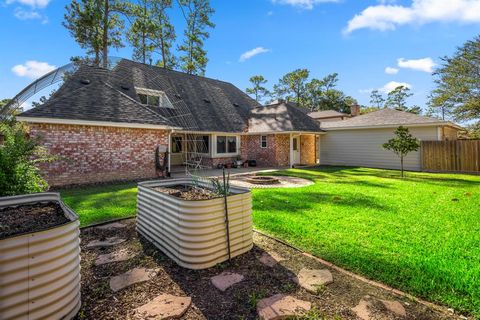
[308,110,350,119]
[320,108,453,129]
[249,101,323,133]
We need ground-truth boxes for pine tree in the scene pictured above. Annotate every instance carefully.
[177,0,215,75]
[246,75,270,103]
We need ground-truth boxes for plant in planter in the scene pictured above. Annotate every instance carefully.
[235,155,244,168]
[0,192,81,319]
[136,172,253,270]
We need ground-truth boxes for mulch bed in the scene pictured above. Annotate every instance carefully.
[75,218,460,320]
[0,201,69,240]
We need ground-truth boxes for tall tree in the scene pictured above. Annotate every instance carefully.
[385,86,413,111]
[246,75,270,103]
[152,0,176,68]
[64,0,126,68]
[127,0,176,67]
[177,0,215,75]
[305,73,356,113]
[382,126,420,178]
[273,68,309,106]
[429,35,480,127]
[127,0,157,64]
[370,90,385,108]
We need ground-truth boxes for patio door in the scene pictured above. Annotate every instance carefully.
[292,135,300,165]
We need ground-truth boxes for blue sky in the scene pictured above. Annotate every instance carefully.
[1,0,480,111]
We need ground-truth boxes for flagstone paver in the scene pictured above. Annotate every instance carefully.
[135,294,192,319]
[210,272,244,291]
[293,268,333,293]
[95,249,137,266]
[352,296,407,320]
[86,237,126,248]
[110,267,158,292]
[95,222,127,230]
[257,294,311,320]
[258,251,285,267]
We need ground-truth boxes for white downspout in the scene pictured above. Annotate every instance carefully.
[289,133,294,168]
[167,131,172,174]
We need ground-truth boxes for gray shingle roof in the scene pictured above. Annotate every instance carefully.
[308,110,349,119]
[20,59,261,132]
[249,101,323,133]
[320,108,447,129]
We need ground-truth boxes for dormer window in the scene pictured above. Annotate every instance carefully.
[136,87,173,108]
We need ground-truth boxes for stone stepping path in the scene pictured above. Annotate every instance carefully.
[95,222,126,230]
[135,294,191,319]
[293,268,333,293]
[95,249,137,266]
[258,251,285,267]
[352,295,406,320]
[110,267,158,292]
[257,294,311,320]
[210,272,244,291]
[86,237,126,248]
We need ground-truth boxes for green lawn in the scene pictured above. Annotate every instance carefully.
[254,167,480,318]
[59,167,480,317]
[61,182,137,226]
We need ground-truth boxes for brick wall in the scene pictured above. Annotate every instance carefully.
[29,123,169,187]
[240,134,290,167]
[300,134,316,165]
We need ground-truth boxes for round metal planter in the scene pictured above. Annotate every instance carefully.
[0,193,81,320]
[137,179,253,270]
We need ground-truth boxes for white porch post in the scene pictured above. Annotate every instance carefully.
[289,133,294,168]
[167,131,172,174]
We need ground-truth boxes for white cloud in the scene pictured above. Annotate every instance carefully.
[379,81,412,93]
[344,0,480,33]
[271,0,338,10]
[267,10,274,16]
[5,0,50,8]
[12,60,56,79]
[385,66,399,74]
[13,8,48,23]
[239,47,271,62]
[397,57,436,73]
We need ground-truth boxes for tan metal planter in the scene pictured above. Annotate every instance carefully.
[137,179,253,269]
[0,193,81,320]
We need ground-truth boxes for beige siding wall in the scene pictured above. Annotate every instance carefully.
[320,126,440,171]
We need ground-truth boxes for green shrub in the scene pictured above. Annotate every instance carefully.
[0,122,54,196]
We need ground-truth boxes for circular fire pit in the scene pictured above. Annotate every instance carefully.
[245,176,280,185]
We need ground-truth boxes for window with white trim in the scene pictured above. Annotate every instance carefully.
[136,88,174,108]
[261,135,267,148]
[216,135,238,154]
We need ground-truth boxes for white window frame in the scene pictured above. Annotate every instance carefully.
[260,135,268,148]
[213,134,240,157]
[135,87,174,109]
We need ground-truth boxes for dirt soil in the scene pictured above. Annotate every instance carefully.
[0,201,69,240]
[76,218,462,320]
[153,185,224,200]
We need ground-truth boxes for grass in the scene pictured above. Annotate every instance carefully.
[60,182,137,226]
[59,166,480,317]
[253,166,480,318]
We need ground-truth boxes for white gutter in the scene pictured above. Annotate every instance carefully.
[17,116,180,130]
[321,122,463,131]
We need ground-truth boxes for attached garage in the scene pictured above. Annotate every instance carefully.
[318,109,461,171]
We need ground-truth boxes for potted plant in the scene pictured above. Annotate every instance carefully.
[136,173,253,270]
[235,155,244,168]
[0,192,81,319]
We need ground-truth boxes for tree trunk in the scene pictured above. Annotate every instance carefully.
[400,156,404,178]
[102,0,109,68]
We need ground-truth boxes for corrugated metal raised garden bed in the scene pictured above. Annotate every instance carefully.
[0,192,81,320]
[137,178,253,270]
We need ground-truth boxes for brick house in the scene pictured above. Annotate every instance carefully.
[17,59,323,187]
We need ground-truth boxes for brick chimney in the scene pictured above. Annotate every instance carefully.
[350,104,360,117]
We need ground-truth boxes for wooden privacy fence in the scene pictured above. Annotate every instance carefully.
[422,140,480,173]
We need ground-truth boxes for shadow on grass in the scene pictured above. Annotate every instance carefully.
[253,189,392,213]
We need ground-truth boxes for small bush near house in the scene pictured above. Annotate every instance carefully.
[0,121,54,196]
